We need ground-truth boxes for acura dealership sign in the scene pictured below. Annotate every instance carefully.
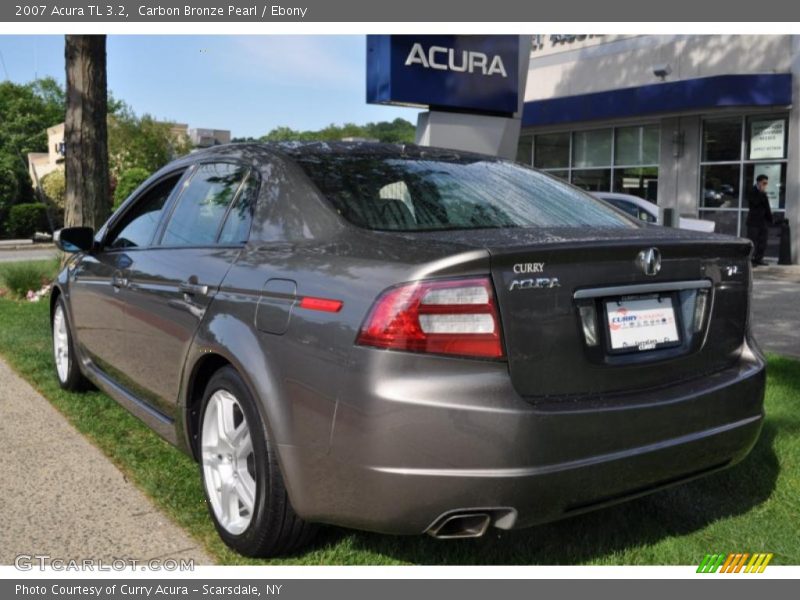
[366,35,520,115]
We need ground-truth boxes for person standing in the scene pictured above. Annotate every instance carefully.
[746,174,773,266]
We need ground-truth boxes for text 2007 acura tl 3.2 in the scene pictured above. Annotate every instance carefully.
[51,142,766,556]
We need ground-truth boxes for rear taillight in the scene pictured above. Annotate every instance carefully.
[356,277,504,359]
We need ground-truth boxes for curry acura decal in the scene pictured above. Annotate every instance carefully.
[509,263,560,291]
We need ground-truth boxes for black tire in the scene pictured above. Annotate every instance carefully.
[51,296,90,392]
[198,366,317,557]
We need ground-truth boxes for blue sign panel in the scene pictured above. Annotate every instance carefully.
[367,35,520,116]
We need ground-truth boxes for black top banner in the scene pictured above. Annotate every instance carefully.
[3,0,800,22]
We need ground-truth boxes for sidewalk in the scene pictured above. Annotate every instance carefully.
[753,262,800,284]
[0,357,214,566]
[751,265,800,360]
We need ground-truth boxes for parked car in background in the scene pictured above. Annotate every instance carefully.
[52,142,764,557]
[594,192,716,233]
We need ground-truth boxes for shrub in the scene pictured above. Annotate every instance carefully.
[8,203,49,238]
[40,169,66,210]
[113,167,151,210]
[0,262,52,299]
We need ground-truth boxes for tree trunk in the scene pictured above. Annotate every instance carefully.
[64,35,109,230]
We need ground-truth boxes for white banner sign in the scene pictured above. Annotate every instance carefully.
[750,119,785,160]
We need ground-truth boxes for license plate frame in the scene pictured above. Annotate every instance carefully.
[602,292,683,355]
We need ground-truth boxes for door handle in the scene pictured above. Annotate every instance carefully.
[179,281,208,296]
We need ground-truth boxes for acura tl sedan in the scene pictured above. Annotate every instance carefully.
[52,142,766,557]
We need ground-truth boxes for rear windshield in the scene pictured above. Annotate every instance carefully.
[293,155,636,231]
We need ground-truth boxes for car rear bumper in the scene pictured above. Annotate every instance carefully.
[278,340,766,535]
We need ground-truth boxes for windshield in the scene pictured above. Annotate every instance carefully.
[293,155,636,232]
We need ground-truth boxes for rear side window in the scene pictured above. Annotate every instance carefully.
[107,173,183,249]
[293,155,635,231]
[218,173,258,245]
[161,163,248,247]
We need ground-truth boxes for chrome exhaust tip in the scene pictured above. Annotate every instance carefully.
[426,512,492,539]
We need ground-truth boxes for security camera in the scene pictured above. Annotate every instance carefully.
[653,64,672,79]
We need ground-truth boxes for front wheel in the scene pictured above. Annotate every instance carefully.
[52,297,89,391]
[199,366,317,557]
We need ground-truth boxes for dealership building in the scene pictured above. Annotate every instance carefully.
[516,34,800,262]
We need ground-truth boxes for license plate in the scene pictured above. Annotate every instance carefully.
[605,295,681,352]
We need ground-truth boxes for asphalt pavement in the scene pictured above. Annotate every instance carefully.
[0,240,58,263]
[0,357,214,566]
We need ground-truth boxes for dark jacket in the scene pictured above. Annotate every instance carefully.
[746,185,773,227]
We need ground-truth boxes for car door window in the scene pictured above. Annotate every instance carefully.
[161,163,247,247]
[107,173,183,249]
[218,172,258,245]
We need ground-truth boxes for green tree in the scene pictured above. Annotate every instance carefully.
[253,118,416,144]
[0,77,66,229]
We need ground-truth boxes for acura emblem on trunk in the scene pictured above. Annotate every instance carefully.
[637,248,662,276]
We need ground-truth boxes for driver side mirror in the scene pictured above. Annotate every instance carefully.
[54,227,95,253]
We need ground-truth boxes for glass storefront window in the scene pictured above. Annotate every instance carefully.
[700,164,740,209]
[613,167,659,202]
[516,136,533,166]
[744,163,786,211]
[571,169,611,192]
[701,113,789,245]
[534,132,570,169]
[614,124,660,166]
[746,116,788,160]
[702,118,742,162]
[532,126,658,200]
[572,129,612,168]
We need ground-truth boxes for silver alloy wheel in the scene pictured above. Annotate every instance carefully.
[201,389,256,535]
[53,304,70,383]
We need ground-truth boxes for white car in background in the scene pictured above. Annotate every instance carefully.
[593,192,716,233]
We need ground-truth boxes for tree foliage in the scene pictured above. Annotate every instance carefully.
[113,167,152,210]
[108,105,193,181]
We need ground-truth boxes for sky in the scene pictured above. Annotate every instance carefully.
[0,35,420,138]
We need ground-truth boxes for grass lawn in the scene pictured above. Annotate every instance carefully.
[0,260,798,565]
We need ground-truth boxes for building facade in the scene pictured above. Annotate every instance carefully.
[27,123,66,184]
[518,35,799,262]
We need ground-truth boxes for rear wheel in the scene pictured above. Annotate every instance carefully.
[52,297,89,391]
[199,366,317,557]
